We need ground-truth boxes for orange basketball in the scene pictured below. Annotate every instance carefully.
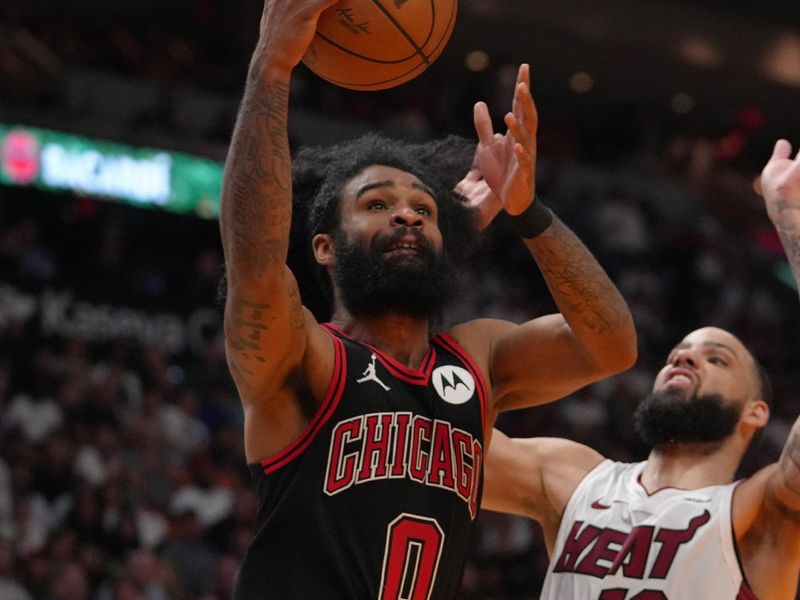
[302,0,458,91]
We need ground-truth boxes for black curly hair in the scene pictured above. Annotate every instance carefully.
[288,132,480,320]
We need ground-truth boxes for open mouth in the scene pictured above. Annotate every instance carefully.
[377,231,430,260]
[384,241,421,256]
[664,369,695,389]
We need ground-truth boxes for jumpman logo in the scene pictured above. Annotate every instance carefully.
[356,354,390,391]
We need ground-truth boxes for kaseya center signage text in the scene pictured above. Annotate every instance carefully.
[0,284,221,356]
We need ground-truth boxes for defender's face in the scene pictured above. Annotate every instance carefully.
[337,165,443,258]
[653,327,755,407]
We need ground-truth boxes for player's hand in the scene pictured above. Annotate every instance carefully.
[257,0,339,74]
[454,157,504,231]
[472,64,538,216]
[760,139,800,225]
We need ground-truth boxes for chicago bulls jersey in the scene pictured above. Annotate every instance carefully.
[233,323,487,600]
[541,460,758,600]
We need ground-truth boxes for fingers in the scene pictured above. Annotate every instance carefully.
[771,139,792,161]
[505,102,536,151]
[473,102,495,145]
[511,67,538,138]
[514,143,534,176]
[504,113,524,147]
[516,63,530,88]
[461,166,482,182]
[513,82,538,137]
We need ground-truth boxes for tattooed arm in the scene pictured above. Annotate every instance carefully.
[220,0,337,462]
[730,140,800,600]
[761,139,800,295]
[760,139,800,519]
[451,65,636,414]
[754,139,800,521]
[467,216,636,413]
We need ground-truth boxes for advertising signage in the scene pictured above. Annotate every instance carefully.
[0,123,223,219]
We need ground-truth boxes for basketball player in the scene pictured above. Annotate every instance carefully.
[219,1,635,599]
[483,141,800,599]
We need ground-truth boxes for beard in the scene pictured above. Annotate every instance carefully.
[633,387,742,448]
[332,227,457,320]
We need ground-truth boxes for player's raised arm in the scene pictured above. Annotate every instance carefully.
[459,64,637,413]
[758,139,800,524]
[219,1,337,460]
[732,139,800,599]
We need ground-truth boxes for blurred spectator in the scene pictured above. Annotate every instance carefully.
[0,540,33,600]
[160,509,218,598]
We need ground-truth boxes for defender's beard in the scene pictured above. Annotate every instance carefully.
[633,387,742,447]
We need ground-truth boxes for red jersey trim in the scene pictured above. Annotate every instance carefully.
[321,322,436,385]
[737,582,759,600]
[259,332,347,475]
[731,479,760,600]
[432,332,488,433]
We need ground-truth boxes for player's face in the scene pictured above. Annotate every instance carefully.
[338,165,443,257]
[330,165,454,319]
[652,327,754,403]
[634,327,757,447]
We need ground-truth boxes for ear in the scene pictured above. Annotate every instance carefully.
[312,233,335,266]
[741,399,770,429]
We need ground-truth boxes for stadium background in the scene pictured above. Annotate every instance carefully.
[1,0,799,598]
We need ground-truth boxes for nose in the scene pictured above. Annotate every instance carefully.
[672,348,697,368]
[392,206,423,228]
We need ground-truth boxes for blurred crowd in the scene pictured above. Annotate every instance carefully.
[1,127,799,600]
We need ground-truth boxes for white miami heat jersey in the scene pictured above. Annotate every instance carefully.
[540,460,758,600]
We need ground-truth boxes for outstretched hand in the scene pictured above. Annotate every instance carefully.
[760,139,800,226]
[454,157,504,231]
[471,64,539,216]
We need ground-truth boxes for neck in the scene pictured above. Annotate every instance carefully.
[331,310,432,369]
[640,440,741,493]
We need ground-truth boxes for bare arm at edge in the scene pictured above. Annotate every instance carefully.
[733,140,800,600]
[482,430,605,555]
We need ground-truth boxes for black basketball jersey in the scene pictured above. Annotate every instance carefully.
[233,323,488,600]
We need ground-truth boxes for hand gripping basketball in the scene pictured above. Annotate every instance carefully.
[302,0,458,91]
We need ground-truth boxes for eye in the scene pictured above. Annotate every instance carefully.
[708,356,727,366]
[367,200,387,210]
[415,205,432,215]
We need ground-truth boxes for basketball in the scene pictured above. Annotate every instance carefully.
[302,0,458,91]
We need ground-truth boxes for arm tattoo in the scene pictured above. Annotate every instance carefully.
[776,227,800,296]
[773,201,800,297]
[529,218,630,334]
[780,429,800,496]
[770,426,800,524]
[223,80,292,277]
[226,298,271,390]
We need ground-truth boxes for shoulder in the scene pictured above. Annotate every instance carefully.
[444,318,518,363]
[446,318,517,350]
[442,318,515,382]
